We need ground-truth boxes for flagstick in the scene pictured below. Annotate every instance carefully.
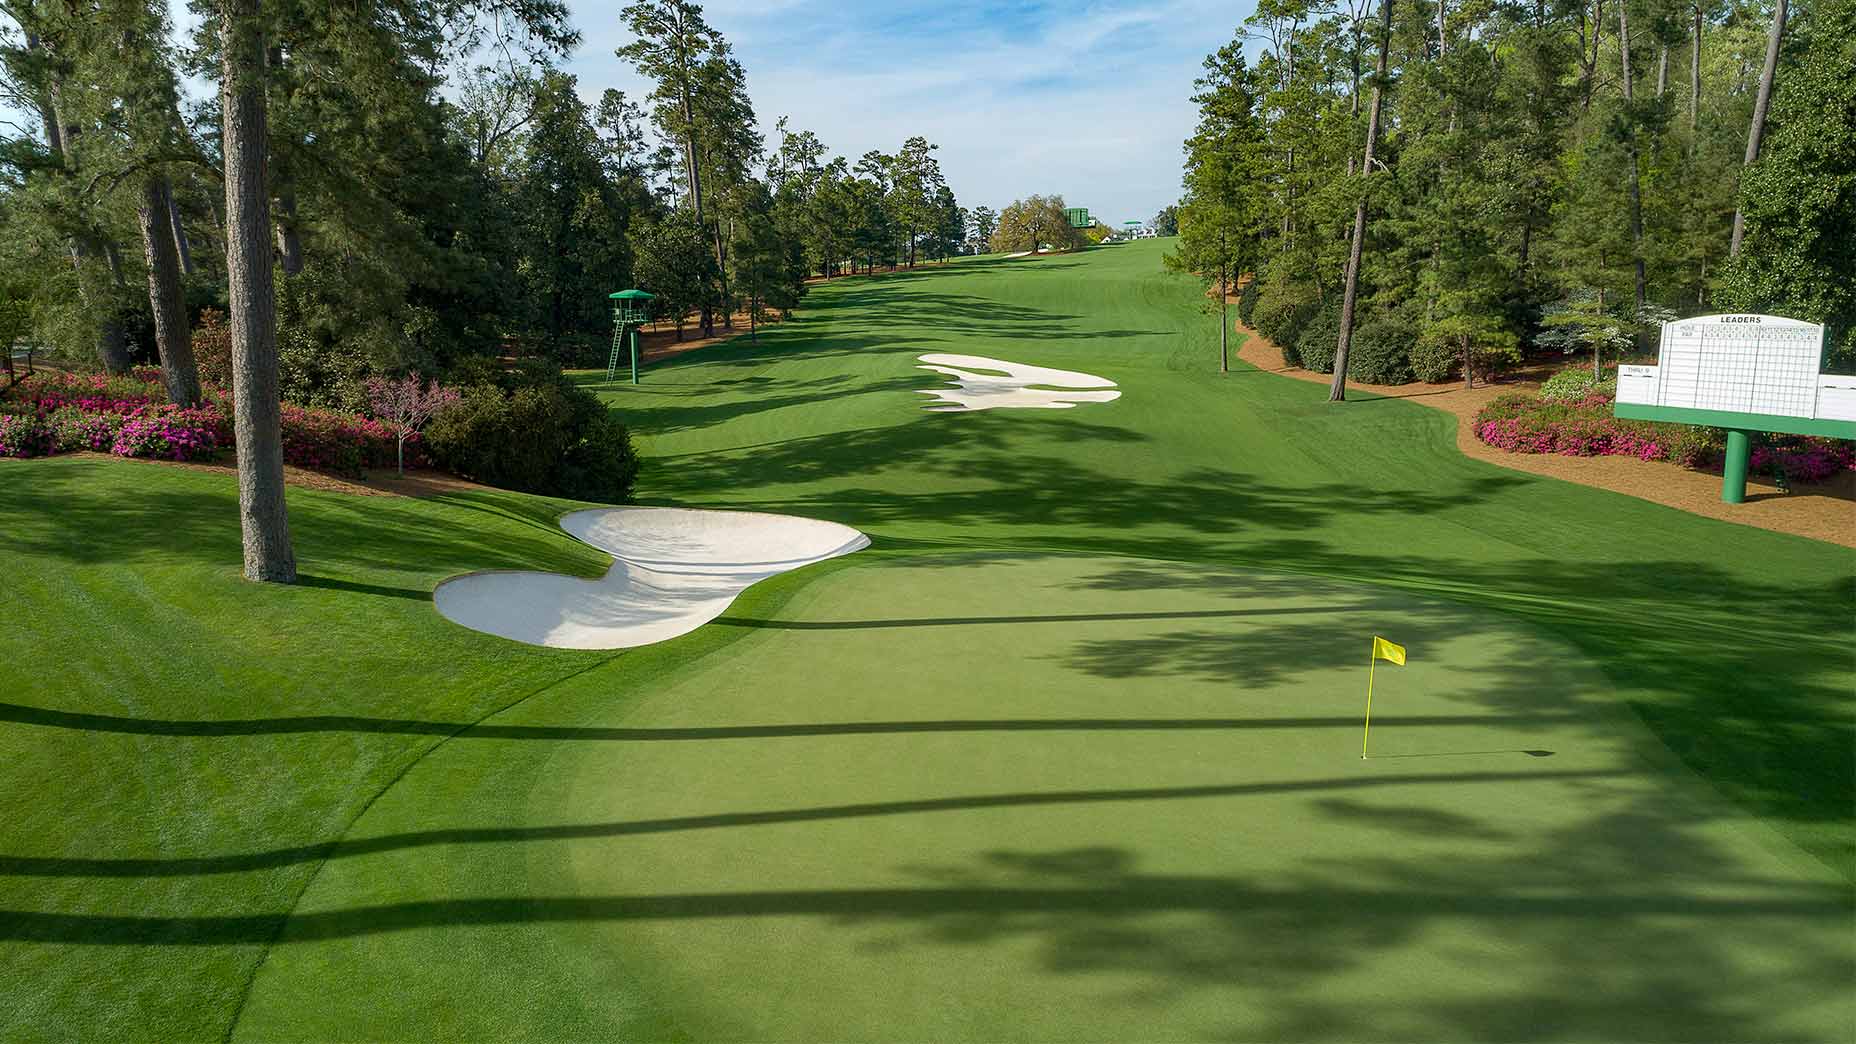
[1361,648,1377,759]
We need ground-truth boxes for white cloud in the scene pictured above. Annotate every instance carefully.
[131,0,1261,224]
[563,0,1258,223]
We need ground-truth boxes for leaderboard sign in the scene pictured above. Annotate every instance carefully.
[1615,314,1856,439]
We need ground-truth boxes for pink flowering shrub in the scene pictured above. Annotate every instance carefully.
[46,407,125,452]
[279,403,413,475]
[111,408,224,462]
[1475,390,1855,481]
[1748,441,1856,483]
[0,413,54,457]
[1,365,433,476]
[14,369,165,415]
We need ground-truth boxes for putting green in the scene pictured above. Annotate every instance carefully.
[4,241,1851,1041]
[235,552,1849,1041]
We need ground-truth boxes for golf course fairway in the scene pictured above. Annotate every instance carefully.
[3,241,1851,1041]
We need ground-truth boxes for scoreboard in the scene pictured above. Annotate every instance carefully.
[1614,314,1856,437]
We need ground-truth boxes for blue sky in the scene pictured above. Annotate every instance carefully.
[564,0,1260,225]
[135,0,1258,224]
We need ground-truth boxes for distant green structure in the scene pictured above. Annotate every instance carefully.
[607,289,655,384]
[1065,207,1091,228]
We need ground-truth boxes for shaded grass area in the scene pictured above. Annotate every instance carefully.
[0,456,616,1040]
[235,553,1850,1042]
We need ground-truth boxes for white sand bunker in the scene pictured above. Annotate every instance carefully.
[916,353,1122,411]
[433,507,868,649]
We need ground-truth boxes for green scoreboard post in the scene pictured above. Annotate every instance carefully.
[1613,314,1856,503]
[1064,207,1091,228]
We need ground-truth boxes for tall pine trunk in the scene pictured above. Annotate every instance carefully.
[1689,6,1702,134]
[717,216,732,330]
[165,181,195,276]
[1580,0,1604,111]
[221,0,296,584]
[1219,263,1229,373]
[44,74,132,374]
[1620,0,1647,311]
[274,192,304,276]
[676,70,714,338]
[1729,0,1786,258]
[1331,0,1392,402]
[138,176,201,407]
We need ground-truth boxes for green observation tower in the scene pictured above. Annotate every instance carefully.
[607,289,656,384]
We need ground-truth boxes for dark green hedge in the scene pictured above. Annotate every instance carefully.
[426,364,640,503]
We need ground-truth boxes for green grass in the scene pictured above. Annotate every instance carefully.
[2,241,1851,1041]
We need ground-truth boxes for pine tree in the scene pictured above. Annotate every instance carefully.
[1169,38,1267,373]
[1330,0,1391,399]
[218,0,295,583]
[1717,0,1855,369]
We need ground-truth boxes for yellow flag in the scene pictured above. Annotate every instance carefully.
[1372,636,1406,666]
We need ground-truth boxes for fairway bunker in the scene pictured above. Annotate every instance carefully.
[433,507,869,649]
[917,353,1121,411]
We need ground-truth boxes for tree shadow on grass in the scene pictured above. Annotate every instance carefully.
[1054,545,1855,865]
[617,332,911,377]
[714,602,1354,630]
[0,768,1616,878]
[627,375,930,437]
[0,462,602,581]
[295,575,430,601]
[864,839,1849,1042]
[639,410,1527,543]
[613,283,1174,387]
[0,696,1584,742]
[0,834,1844,1040]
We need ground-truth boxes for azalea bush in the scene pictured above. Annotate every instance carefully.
[4,362,627,488]
[1475,393,1705,463]
[0,366,426,476]
[1748,441,1856,483]
[1475,390,1855,481]
[279,403,411,475]
[111,409,225,462]
[47,407,126,452]
[1539,367,1618,402]
[0,413,54,457]
[13,369,167,414]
